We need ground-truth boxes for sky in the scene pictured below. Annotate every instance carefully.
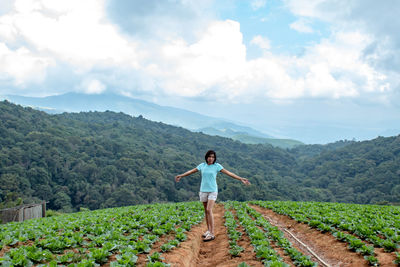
[0,0,400,144]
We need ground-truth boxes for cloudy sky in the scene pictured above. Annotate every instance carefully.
[0,0,399,143]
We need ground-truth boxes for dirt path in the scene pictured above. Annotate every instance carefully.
[163,203,263,267]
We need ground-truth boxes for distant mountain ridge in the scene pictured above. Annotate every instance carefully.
[197,127,304,149]
[3,93,303,148]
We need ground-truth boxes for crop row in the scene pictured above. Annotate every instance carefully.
[223,205,245,257]
[227,201,317,267]
[227,201,286,266]
[253,202,400,244]
[251,201,400,266]
[0,202,203,266]
[253,201,400,246]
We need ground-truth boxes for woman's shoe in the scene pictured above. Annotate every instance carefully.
[203,233,215,242]
[202,230,210,238]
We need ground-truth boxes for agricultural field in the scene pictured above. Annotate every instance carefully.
[0,201,400,266]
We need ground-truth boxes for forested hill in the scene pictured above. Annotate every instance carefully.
[0,100,300,211]
[0,101,399,211]
[293,136,400,204]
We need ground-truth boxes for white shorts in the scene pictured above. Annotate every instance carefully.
[199,192,218,202]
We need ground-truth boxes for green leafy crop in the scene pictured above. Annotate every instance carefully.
[0,201,203,266]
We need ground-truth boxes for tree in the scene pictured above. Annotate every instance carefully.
[51,191,72,211]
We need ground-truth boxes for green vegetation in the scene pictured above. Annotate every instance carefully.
[0,193,23,209]
[233,201,317,267]
[1,100,400,211]
[223,206,244,257]
[0,202,203,266]
[1,200,400,265]
[394,252,400,265]
[228,201,310,266]
[252,200,400,265]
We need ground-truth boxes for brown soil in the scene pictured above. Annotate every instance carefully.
[374,248,399,267]
[250,204,398,267]
[234,222,265,267]
[249,204,364,266]
[0,246,10,258]
[163,204,263,267]
[230,208,295,266]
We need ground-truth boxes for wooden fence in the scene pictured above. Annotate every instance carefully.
[0,202,46,224]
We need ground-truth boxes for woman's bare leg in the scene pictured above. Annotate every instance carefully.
[202,201,210,232]
[206,199,215,235]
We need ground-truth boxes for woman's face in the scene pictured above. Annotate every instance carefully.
[207,154,215,165]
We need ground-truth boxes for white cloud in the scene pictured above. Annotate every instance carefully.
[144,18,389,101]
[0,13,17,41]
[283,0,330,19]
[251,0,267,10]
[81,79,106,94]
[0,43,54,85]
[152,20,247,98]
[140,2,397,102]
[274,31,388,99]
[0,0,139,72]
[250,35,271,50]
[284,0,400,73]
[290,19,313,33]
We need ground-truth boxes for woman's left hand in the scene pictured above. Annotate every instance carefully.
[241,178,251,185]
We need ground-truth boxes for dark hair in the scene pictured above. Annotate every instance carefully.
[204,150,217,164]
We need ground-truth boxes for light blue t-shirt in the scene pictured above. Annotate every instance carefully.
[196,162,224,192]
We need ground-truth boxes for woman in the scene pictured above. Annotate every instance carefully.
[175,150,250,241]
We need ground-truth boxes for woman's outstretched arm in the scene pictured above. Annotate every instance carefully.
[175,168,198,182]
[220,169,251,185]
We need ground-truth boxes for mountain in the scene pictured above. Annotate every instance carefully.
[2,93,302,148]
[197,127,303,149]
[1,100,399,212]
[231,135,304,149]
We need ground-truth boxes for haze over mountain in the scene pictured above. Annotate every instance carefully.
[3,93,303,148]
